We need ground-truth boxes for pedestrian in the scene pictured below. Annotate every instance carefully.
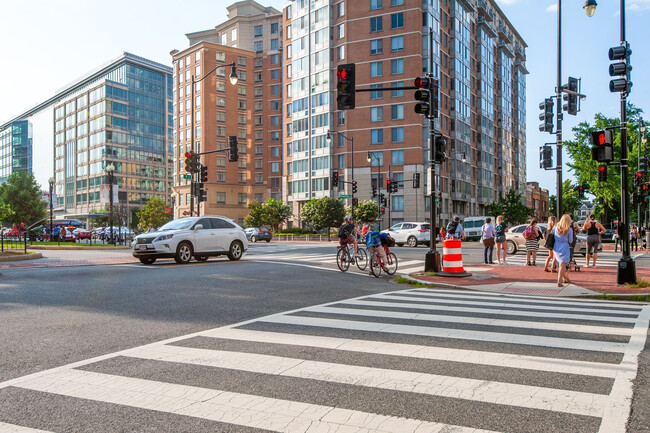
[494,215,508,265]
[446,216,466,240]
[582,215,606,267]
[60,226,66,242]
[481,217,496,264]
[544,216,558,273]
[553,214,574,287]
[630,224,639,251]
[613,224,621,252]
[523,218,542,266]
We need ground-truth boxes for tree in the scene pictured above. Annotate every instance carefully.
[244,200,265,228]
[563,103,644,224]
[486,189,535,225]
[244,198,292,230]
[0,171,46,227]
[136,197,171,231]
[548,180,583,220]
[347,200,379,225]
[0,203,14,223]
[300,197,345,233]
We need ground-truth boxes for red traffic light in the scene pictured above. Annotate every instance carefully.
[414,77,430,88]
[337,69,348,80]
[386,179,391,185]
[597,132,605,145]
[599,165,606,172]
[636,171,643,178]
[185,152,191,158]
[643,184,648,191]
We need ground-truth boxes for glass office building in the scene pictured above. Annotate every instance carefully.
[0,120,33,183]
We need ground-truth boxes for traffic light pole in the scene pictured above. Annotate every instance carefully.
[555,0,563,221]
[638,117,642,231]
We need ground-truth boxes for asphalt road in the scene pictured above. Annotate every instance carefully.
[0,242,648,433]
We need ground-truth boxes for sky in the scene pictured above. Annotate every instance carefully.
[0,0,648,196]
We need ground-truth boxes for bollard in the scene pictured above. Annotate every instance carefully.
[437,238,472,277]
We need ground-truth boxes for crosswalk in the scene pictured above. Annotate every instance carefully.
[1,288,647,433]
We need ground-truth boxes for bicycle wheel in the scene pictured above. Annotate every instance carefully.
[369,253,381,278]
[356,248,368,271]
[336,249,350,272]
[385,252,398,275]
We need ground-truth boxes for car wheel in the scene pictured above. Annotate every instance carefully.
[266,239,271,243]
[227,241,244,261]
[174,242,193,264]
[407,236,418,247]
[507,240,517,255]
[251,236,256,243]
[139,257,156,265]
[396,243,403,247]
[195,255,208,262]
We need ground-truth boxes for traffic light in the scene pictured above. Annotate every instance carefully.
[228,136,238,162]
[336,63,356,110]
[184,151,199,173]
[380,206,386,215]
[198,183,207,202]
[539,145,553,169]
[640,157,648,175]
[372,186,377,198]
[391,181,398,193]
[386,178,392,193]
[609,43,632,93]
[414,76,431,117]
[598,165,607,183]
[200,164,208,183]
[578,185,585,198]
[563,77,578,116]
[590,130,614,163]
[635,171,643,188]
[539,98,554,133]
[413,172,421,189]
[352,198,358,206]
[434,136,446,163]
[352,181,358,194]
[331,171,339,187]
[380,194,387,206]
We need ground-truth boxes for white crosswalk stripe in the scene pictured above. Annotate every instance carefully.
[1,288,648,433]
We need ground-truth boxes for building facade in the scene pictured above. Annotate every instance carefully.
[526,181,549,222]
[51,53,174,222]
[0,120,32,182]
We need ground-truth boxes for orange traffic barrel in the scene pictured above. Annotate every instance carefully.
[437,238,472,277]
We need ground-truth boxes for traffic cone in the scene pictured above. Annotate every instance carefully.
[437,238,472,277]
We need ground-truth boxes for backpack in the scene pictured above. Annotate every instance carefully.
[446,221,458,235]
[523,225,536,240]
[337,225,349,239]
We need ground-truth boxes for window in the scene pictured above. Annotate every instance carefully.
[271,39,279,50]
[270,54,279,65]
[337,45,345,61]
[391,104,404,120]
[370,84,382,100]
[370,16,383,32]
[391,81,404,97]
[238,193,247,205]
[370,61,383,77]
[254,25,263,37]
[338,24,344,39]
[370,39,383,55]
[392,150,404,165]
[391,127,404,143]
[371,0,382,9]
[391,13,403,29]
[371,107,383,122]
[271,162,280,173]
[391,36,403,52]
[391,58,404,74]
[271,69,280,80]
[254,41,263,52]
[337,1,344,17]
[271,23,279,34]
[271,85,279,95]
[392,195,404,211]
[391,0,404,4]
[371,129,384,145]
[370,151,383,166]
[338,154,345,168]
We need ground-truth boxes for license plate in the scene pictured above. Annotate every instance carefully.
[137,245,147,250]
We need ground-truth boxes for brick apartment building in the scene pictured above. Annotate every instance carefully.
[526,181,549,222]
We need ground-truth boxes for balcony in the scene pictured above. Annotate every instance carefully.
[455,0,475,13]
[515,59,529,74]
[450,191,470,201]
[477,17,497,38]
[515,45,526,61]
[497,23,513,43]
[477,0,493,21]
[498,40,514,58]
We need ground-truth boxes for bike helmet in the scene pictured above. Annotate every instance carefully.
[344,215,352,222]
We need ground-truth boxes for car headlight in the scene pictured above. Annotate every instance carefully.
[154,234,173,241]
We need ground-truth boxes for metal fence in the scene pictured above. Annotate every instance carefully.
[0,233,27,253]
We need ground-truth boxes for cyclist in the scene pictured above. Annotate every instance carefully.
[338,216,362,257]
[366,230,391,274]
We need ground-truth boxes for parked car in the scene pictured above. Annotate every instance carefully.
[132,216,248,264]
[244,227,272,243]
[506,223,600,256]
[382,222,431,247]
[601,228,615,243]
[73,228,91,239]
[103,227,134,242]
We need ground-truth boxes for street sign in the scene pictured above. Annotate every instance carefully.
[340,194,352,198]
[183,174,191,180]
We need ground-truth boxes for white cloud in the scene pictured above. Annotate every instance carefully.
[628,0,650,12]
[496,0,520,5]
[546,3,558,13]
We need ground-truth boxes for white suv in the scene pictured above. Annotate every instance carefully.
[382,222,431,247]
[132,216,247,264]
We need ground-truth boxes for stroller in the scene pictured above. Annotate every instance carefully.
[566,237,581,272]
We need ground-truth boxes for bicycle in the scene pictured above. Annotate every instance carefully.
[369,244,398,278]
[336,243,368,272]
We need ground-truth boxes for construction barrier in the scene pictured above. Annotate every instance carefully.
[437,238,472,277]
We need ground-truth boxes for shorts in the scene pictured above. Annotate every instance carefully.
[586,235,600,255]
[496,234,506,243]
[339,235,355,246]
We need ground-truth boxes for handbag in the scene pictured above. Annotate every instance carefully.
[483,237,495,247]
[544,231,555,249]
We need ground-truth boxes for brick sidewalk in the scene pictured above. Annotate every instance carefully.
[0,256,139,269]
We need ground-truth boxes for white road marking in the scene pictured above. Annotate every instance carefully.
[0,422,53,433]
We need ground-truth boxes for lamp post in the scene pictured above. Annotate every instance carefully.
[326,130,354,219]
[367,152,382,230]
[190,61,237,217]
[638,117,645,228]
[106,163,115,245]
[552,0,597,220]
[48,177,54,240]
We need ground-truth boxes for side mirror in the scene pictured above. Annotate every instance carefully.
[194,224,203,231]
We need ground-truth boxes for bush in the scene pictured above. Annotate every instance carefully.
[275,228,317,235]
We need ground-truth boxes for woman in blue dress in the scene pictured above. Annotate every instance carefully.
[553,214,574,287]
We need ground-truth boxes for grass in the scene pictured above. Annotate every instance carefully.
[596,292,650,302]
[625,277,650,289]
[395,276,432,288]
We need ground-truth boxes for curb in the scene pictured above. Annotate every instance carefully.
[0,252,43,262]
[28,245,131,250]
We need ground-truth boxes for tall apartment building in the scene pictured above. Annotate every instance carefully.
[282,0,527,228]
[0,53,174,224]
[0,120,32,182]
[175,1,284,224]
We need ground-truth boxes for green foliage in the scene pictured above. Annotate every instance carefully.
[275,228,316,235]
[131,207,141,230]
[300,197,345,231]
[136,197,171,231]
[244,198,292,231]
[347,200,379,225]
[0,171,46,227]
[0,203,14,222]
[486,189,535,225]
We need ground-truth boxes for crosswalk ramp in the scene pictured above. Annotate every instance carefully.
[1,288,647,433]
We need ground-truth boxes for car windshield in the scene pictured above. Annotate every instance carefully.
[158,219,195,231]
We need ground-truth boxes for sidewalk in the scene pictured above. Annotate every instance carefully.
[409,261,650,296]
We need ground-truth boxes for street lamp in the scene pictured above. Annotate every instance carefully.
[583,0,597,17]
[189,61,237,217]
[48,177,54,240]
[367,151,382,230]
[105,163,115,245]
[327,130,355,218]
